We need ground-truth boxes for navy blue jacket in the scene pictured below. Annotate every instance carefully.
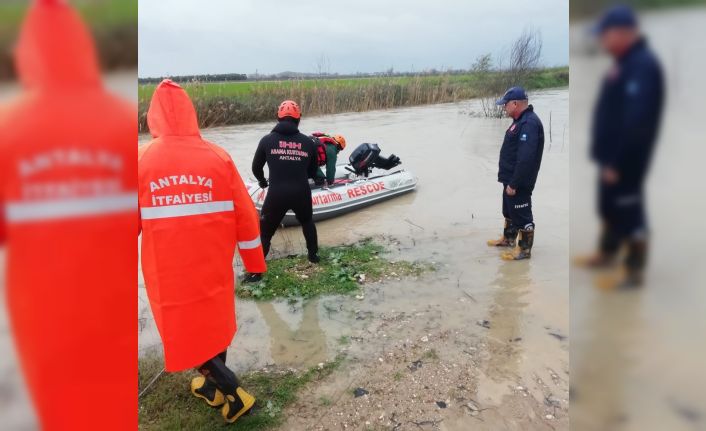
[498,105,545,192]
[591,38,664,183]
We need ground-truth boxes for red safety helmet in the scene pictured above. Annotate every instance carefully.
[277,100,301,120]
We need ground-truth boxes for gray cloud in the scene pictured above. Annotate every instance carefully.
[138,0,568,77]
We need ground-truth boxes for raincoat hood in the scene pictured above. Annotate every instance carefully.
[14,0,101,90]
[147,79,201,138]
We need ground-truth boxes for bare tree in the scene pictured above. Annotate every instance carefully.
[477,27,543,118]
[508,27,543,85]
[472,53,492,74]
[315,53,331,77]
[472,53,504,118]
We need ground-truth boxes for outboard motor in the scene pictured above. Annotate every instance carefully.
[348,143,401,177]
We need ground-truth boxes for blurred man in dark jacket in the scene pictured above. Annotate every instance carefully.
[488,86,545,260]
[578,5,664,288]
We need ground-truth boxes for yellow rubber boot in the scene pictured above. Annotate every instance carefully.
[573,253,616,269]
[488,235,513,247]
[190,376,225,407]
[501,229,533,260]
[487,218,517,247]
[222,387,256,424]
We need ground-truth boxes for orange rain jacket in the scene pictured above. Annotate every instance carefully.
[139,80,266,372]
[0,1,137,430]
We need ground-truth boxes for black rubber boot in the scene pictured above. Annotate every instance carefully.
[487,218,517,247]
[502,227,534,260]
[308,252,320,264]
[190,376,225,407]
[197,352,255,423]
[622,239,647,288]
[597,224,620,264]
[222,387,256,424]
[198,353,238,396]
[574,224,621,268]
[242,273,263,284]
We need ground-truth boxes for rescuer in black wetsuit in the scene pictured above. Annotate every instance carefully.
[247,100,319,281]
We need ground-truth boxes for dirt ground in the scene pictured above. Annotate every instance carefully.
[283,313,568,430]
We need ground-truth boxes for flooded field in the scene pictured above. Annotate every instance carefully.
[136,87,570,429]
[569,8,706,431]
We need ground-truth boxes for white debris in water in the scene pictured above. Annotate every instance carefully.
[421,336,429,342]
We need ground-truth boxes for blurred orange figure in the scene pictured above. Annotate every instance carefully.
[0,1,137,430]
[138,79,266,423]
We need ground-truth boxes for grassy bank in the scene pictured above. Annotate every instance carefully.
[138,66,569,130]
[238,239,433,301]
[138,355,343,430]
[0,0,137,80]
[570,0,706,20]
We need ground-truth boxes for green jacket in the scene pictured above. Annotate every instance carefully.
[316,143,340,184]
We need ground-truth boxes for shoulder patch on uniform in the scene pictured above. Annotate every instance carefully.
[626,80,639,96]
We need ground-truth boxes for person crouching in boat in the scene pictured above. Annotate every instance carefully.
[311,132,347,187]
[139,80,267,424]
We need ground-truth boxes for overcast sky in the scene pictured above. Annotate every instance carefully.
[138,0,568,78]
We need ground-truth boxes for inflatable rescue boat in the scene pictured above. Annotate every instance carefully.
[247,143,417,226]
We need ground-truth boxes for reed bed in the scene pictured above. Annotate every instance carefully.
[138,67,568,131]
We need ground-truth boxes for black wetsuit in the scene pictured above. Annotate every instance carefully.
[252,119,319,257]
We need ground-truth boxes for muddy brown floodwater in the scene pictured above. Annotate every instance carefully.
[137,87,569,430]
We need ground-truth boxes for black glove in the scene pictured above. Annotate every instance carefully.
[258,179,268,189]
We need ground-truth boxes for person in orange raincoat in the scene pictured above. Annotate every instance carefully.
[0,1,137,429]
[138,79,267,423]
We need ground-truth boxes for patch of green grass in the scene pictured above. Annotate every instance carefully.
[0,0,137,80]
[337,335,351,345]
[393,371,404,381]
[570,0,706,20]
[0,0,136,30]
[238,239,433,301]
[423,349,439,361]
[138,355,343,430]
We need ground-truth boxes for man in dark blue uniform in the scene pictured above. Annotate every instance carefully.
[488,86,544,260]
[578,5,664,287]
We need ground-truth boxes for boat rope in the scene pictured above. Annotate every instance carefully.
[138,367,165,399]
